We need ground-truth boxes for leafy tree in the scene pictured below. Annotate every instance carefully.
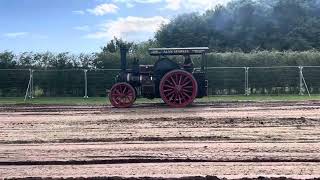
[155,0,320,52]
[18,52,34,68]
[156,13,209,47]
[79,53,96,69]
[0,51,16,69]
[103,37,134,53]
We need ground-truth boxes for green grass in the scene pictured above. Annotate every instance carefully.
[0,95,319,105]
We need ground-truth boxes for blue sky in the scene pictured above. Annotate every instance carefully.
[0,0,230,53]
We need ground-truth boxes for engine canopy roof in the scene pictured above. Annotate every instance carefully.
[149,47,209,56]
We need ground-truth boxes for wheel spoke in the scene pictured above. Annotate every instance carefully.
[123,86,128,93]
[180,91,186,100]
[164,89,174,92]
[175,74,179,85]
[169,93,175,101]
[173,93,179,102]
[114,96,121,103]
[180,76,187,85]
[166,80,174,86]
[122,96,127,101]
[181,81,191,87]
[119,85,123,93]
[165,90,175,97]
[170,76,177,86]
[164,84,175,89]
[117,97,123,104]
[115,89,121,94]
[182,91,191,99]
[182,88,193,93]
[112,93,122,96]
[178,94,182,104]
[178,75,182,85]
[169,78,175,86]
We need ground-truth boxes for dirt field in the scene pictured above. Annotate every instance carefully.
[0,101,320,179]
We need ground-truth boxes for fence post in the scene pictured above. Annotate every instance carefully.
[24,69,33,101]
[84,69,88,98]
[245,67,250,96]
[299,66,304,95]
[30,69,34,98]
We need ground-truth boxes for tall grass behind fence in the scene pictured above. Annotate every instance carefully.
[0,69,29,97]
[249,67,300,94]
[87,69,119,97]
[207,51,320,67]
[302,67,320,94]
[33,70,85,97]
[206,67,245,95]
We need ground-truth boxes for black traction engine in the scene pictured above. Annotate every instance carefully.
[109,47,209,108]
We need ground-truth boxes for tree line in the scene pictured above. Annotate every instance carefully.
[156,0,320,52]
[0,38,160,69]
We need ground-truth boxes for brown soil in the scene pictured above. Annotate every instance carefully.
[0,101,320,179]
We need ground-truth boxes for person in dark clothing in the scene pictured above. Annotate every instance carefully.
[183,55,194,72]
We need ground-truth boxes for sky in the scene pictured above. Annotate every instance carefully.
[0,0,230,53]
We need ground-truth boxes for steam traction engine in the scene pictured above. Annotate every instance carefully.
[109,47,209,108]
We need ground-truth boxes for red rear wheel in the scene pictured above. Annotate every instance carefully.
[160,70,198,108]
[109,82,136,108]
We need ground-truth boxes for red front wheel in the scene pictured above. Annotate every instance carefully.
[109,82,136,108]
[160,70,198,108]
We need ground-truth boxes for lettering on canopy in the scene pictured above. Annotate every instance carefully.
[149,47,209,56]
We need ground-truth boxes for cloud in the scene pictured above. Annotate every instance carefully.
[113,0,162,8]
[72,10,85,15]
[74,25,90,31]
[165,0,181,10]
[86,16,169,41]
[75,0,230,15]
[2,32,48,39]
[87,3,119,16]
[3,32,29,38]
[165,0,231,11]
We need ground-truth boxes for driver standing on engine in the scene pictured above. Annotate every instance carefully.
[183,55,194,73]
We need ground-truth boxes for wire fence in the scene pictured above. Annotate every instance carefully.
[0,66,319,98]
[0,69,30,97]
